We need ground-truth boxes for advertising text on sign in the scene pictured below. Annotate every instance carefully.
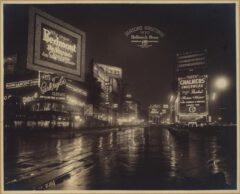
[27,8,86,81]
[6,79,38,89]
[41,24,78,68]
[39,72,66,99]
[178,75,208,116]
[125,26,164,48]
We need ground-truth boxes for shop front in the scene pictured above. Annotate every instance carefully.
[5,72,88,129]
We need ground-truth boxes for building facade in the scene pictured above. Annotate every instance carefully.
[93,62,124,125]
[4,70,88,129]
[175,49,209,124]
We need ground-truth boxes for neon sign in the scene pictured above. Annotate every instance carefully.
[39,72,66,97]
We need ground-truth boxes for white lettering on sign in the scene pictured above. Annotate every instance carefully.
[6,79,38,89]
[23,93,38,104]
[180,78,205,85]
[66,83,88,97]
[43,28,76,52]
[125,26,164,48]
[178,75,208,114]
[42,27,77,66]
[40,76,66,94]
[39,95,65,100]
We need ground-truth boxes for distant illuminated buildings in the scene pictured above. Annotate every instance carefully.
[115,93,141,125]
[148,104,170,124]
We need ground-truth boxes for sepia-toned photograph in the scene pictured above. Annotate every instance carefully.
[1,1,239,192]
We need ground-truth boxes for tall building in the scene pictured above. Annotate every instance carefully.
[93,62,123,124]
[175,49,209,124]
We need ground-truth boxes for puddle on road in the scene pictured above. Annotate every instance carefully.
[55,173,71,184]
[18,163,34,168]
[46,162,62,168]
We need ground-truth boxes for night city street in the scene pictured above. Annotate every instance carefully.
[2,2,238,192]
[4,126,236,190]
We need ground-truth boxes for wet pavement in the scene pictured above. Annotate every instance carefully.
[4,126,237,190]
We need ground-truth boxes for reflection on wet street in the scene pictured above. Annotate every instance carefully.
[4,127,236,190]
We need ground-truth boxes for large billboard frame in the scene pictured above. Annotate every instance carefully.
[27,7,86,82]
[177,74,209,118]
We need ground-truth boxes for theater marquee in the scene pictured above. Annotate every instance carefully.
[27,8,86,81]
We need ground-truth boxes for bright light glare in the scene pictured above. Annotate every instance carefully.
[212,92,216,101]
[215,77,229,90]
[74,115,80,120]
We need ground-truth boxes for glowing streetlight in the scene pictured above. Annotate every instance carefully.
[212,92,217,101]
[169,95,174,102]
[215,77,229,91]
[212,76,229,124]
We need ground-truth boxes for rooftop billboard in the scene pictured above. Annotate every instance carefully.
[27,8,86,81]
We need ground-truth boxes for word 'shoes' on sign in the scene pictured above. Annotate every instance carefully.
[27,7,86,81]
[125,26,164,48]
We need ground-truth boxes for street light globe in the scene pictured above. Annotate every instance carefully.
[215,77,229,90]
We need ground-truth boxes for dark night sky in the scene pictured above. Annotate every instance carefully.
[4,4,236,112]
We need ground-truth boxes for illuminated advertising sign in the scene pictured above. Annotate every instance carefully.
[163,104,169,109]
[22,93,38,104]
[39,72,66,98]
[27,8,86,81]
[149,104,161,115]
[95,63,122,79]
[41,24,77,67]
[66,82,88,97]
[125,26,165,48]
[4,54,17,73]
[93,63,123,103]
[178,75,208,115]
[176,50,207,69]
[66,95,85,107]
[6,79,38,89]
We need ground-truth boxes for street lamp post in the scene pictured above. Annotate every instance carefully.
[169,95,175,124]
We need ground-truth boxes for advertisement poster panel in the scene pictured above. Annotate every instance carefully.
[27,8,86,81]
[178,75,208,115]
[176,50,207,69]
